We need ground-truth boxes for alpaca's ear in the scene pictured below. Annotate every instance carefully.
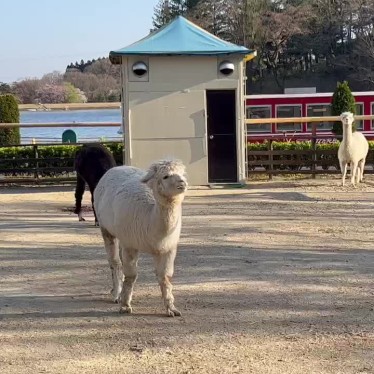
[141,165,157,184]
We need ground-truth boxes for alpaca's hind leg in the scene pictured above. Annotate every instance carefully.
[351,161,358,187]
[119,248,139,314]
[101,228,123,303]
[154,250,181,317]
[339,160,348,186]
[74,174,86,221]
[359,158,366,182]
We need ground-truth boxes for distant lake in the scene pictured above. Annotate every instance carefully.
[20,109,122,143]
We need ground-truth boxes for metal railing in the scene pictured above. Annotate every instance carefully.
[19,102,121,111]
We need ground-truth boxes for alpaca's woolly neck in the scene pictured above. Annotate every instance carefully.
[342,124,353,146]
[150,192,184,237]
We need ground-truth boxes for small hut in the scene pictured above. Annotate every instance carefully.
[110,16,255,185]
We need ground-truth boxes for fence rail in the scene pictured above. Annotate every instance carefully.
[19,102,121,111]
[0,122,121,128]
[245,115,374,124]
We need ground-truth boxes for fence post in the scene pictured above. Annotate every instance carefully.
[268,139,273,180]
[311,123,317,179]
[33,144,39,180]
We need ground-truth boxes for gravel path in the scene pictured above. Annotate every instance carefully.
[0,176,373,374]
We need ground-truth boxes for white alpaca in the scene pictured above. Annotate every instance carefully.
[93,159,188,317]
[338,112,369,186]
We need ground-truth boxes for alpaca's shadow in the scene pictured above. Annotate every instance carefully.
[362,180,374,187]
[0,291,176,322]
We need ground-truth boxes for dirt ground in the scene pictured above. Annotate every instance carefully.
[0,175,373,374]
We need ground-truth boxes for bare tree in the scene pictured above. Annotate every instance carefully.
[41,71,64,86]
[257,4,312,90]
[350,0,374,85]
[84,58,120,81]
[12,79,43,104]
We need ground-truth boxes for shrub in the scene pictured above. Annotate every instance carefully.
[0,141,372,179]
[331,81,356,135]
[246,140,373,171]
[0,142,123,178]
[0,94,21,145]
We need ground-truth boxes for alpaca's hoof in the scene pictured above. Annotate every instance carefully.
[119,306,132,314]
[111,289,121,303]
[167,307,181,317]
[78,217,86,222]
[94,221,99,227]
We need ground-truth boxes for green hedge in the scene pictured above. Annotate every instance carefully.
[247,140,374,152]
[0,141,373,178]
[0,143,123,177]
[247,141,374,171]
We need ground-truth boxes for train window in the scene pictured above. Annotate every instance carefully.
[276,105,302,132]
[355,103,363,130]
[307,104,332,131]
[246,106,271,133]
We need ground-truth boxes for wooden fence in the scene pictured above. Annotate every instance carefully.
[0,141,123,184]
[1,140,372,184]
[247,140,374,180]
[1,115,374,184]
[245,114,374,179]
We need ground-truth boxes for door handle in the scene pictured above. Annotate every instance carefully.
[209,135,214,140]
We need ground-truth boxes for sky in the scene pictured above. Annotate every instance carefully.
[0,0,158,83]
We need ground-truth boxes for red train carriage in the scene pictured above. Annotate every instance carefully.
[245,91,374,142]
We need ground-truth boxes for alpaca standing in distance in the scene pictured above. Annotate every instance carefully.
[94,159,188,317]
[74,144,116,225]
[338,112,369,187]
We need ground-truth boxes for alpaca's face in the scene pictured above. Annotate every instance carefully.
[141,160,188,198]
[340,112,354,127]
[158,169,188,197]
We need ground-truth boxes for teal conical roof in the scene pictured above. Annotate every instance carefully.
[110,16,253,61]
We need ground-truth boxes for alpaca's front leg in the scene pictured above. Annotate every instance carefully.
[339,160,347,186]
[154,250,181,317]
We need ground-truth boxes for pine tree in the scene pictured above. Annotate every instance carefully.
[331,81,356,135]
[152,0,199,29]
[0,94,20,145]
